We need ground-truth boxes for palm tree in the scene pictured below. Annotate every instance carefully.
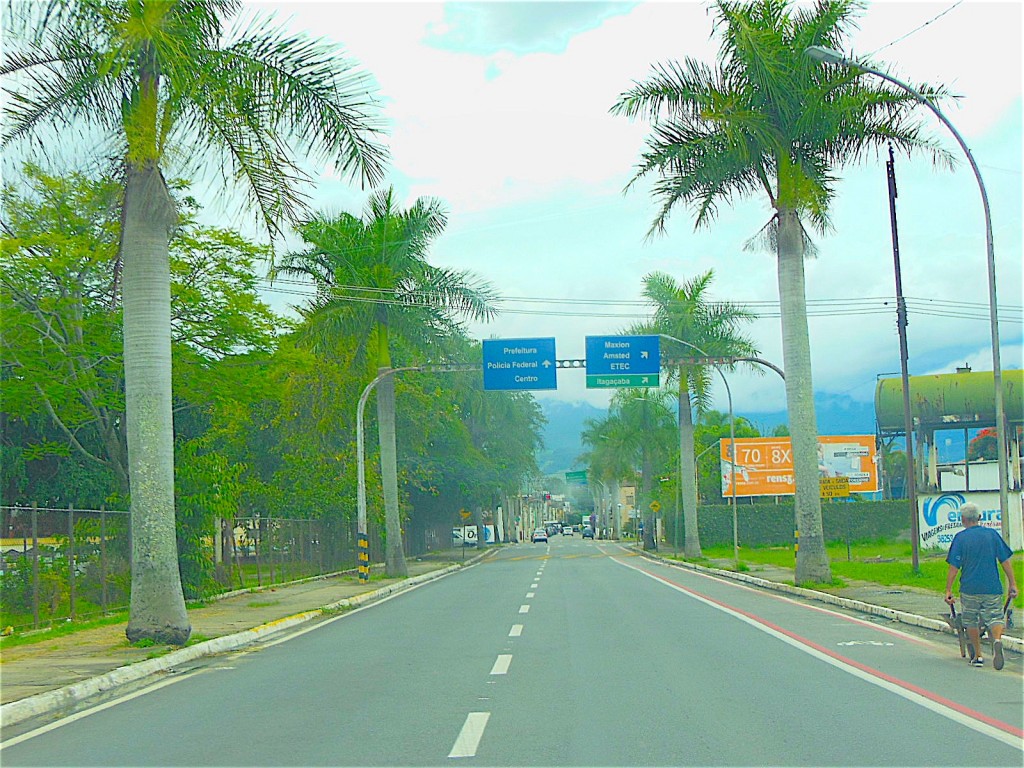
[277,188,498,577]
[2,0,387,643]
[611,0,950,584]
[637,270,759,558]
[581,389,676,550]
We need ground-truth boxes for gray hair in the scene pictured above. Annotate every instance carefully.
[960,502,981,523]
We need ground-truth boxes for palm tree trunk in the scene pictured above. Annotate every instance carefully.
[122,164,191,645]
[376,367,408,577]
[678,384,701,557]
[776,210,831,585]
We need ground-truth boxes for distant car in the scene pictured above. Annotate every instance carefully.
[582,526,594,539]
[562,526,573,535]
[531,528,548,543]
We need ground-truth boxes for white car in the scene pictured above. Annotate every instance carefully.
[562,526,573,535]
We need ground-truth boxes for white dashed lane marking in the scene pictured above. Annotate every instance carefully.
[509,624,523,637]
[490,655,512,675]
[519,605,530,614]
[448,712,490,758]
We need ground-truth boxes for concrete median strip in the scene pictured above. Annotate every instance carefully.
[0,560,470,731]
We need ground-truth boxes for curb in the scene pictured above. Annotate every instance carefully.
[635,548,1023,654]
[0,556,485,731]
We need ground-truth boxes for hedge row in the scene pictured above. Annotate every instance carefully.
[663,499,912,549]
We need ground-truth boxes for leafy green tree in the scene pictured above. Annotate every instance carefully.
[277,188,497,576]
[611,0,949,583]
[2,0,387,642]
[3,166,282,488]
[634,270,758,557]
[3,166,289,596]
[1,166,128,493]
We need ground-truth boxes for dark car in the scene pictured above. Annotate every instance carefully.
[582,526,594,539]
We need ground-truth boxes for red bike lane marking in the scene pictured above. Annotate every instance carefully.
[616,556,1024,745]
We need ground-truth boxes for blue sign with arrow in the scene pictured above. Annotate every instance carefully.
[482,337,557,391]
[585,335,660,388]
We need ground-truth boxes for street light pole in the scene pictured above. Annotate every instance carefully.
[805,45,1010,539]
[356,366,420,579]
[659,334,740,565]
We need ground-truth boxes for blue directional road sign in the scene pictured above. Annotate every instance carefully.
[482,337,557,391]
[585,335,660,389]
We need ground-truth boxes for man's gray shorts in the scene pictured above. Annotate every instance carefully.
[960,593,1005,629]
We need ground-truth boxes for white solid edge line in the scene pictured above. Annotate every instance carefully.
[658,555,939,648]
[0,672,203,751]
[610,555,1023,752]
[509,624,523,637]
[490,655,513,675]
[448,712,490,758]
[518,605,530,613]
[1,561,476,748]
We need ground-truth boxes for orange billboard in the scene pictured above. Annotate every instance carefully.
[720,435,879,498]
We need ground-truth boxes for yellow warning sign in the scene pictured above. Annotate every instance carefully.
[819,477,851,498]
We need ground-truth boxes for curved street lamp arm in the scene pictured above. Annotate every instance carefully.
[356,366,422,536]
[804,45,1009,536]
[659,334,740,562]
[731,357,785,381]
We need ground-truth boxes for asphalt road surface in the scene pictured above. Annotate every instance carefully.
[2,538,1022,766]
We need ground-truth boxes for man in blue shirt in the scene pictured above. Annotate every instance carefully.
[944,502,1018,670]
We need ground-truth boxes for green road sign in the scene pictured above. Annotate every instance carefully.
[585,373,660,389]
[565,470,588,483]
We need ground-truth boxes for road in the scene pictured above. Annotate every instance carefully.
[2,537,1022,766]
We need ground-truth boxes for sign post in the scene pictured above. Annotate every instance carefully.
[357,532,370,582]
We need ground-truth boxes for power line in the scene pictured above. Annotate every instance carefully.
[867,1,964,57]
[256,281,1021,323]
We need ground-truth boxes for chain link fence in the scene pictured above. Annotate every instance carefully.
[1,506,370,633]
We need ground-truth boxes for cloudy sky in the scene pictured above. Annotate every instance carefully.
[254,0,1023,419]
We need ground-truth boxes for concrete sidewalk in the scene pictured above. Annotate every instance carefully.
[1,543,1019,732]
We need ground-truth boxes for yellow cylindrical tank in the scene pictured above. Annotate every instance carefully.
[875,370,1023,431]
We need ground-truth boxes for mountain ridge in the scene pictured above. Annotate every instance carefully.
[537,393,878,475]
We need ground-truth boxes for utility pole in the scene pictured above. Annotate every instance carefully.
[887,144,920,573]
